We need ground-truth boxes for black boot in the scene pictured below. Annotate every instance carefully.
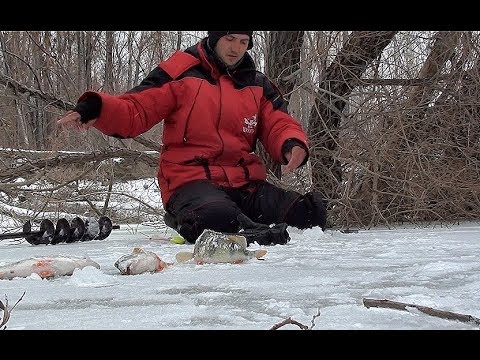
[164,211,179,231]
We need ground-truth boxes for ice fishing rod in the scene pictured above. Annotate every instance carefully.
[0,216,120,245]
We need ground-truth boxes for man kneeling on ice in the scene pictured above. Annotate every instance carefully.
[57,31,327,245]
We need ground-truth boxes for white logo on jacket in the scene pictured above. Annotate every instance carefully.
[242,114,258,134]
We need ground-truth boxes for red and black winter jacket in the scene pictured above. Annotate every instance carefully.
[77,39,309,207]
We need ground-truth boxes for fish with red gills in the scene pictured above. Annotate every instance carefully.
[0,255,100,280]
[115,247,171,275]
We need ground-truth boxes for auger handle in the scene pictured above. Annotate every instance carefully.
[0,230,43,240]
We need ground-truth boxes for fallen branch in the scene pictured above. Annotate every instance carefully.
[0,148,158,182]
[363,298,480,327]
[0,73,75,110]
[270,317,309,330]
[0,74,161,153]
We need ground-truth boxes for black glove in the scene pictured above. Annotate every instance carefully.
[236,213,290,246]
[281,138,309,166]
[73,95,102,123]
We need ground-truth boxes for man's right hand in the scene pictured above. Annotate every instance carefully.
[57,110,96,131]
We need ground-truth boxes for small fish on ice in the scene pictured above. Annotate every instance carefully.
[114,247,171,275]
[176,229,267,264]
[0,255,100,280]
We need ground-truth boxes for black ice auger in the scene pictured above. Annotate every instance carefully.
[0,216,120,245]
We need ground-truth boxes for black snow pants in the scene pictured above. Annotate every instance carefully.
[164,180,327,244]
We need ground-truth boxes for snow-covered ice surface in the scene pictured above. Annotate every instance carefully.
[1,222,480,331]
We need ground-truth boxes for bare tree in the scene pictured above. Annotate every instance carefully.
[307,31,397,210]
[104,31,115,93]
[2,31,480,230]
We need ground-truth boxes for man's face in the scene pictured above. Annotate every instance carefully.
[214,34,250,66]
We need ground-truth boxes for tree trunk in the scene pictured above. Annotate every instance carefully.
[104,31,115,93]
[308,31,397,205]
[259,31,305,180]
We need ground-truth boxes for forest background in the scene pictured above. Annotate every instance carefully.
[1,31,478,232]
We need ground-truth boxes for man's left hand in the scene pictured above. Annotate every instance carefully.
[283,146,307,173]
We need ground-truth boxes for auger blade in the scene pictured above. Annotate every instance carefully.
[96,216,113,240]
[51,218,71,244]
[83,217,99,241]
[24,219,55,245]
[67,217,85,243]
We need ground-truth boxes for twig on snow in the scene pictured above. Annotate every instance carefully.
[270,317,309,330]
[270,309,321,330]
[0,291,26,330]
